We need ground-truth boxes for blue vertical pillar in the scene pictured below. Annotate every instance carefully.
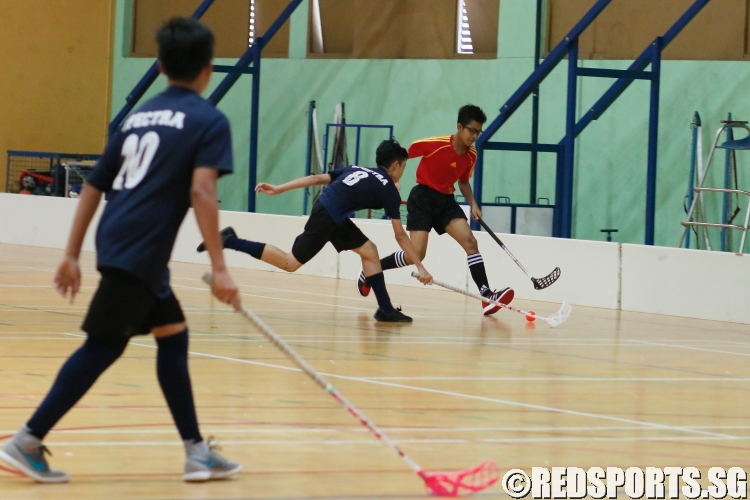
[645,38,662,246]
[472,147,483,231]
[248,43,262,213]
[553,149,564,237]
[561,39,579,239]
[721,114,734,251]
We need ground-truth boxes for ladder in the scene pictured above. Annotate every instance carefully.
[680,119,750,254]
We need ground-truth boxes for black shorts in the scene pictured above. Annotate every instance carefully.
[291,201,369,264]
[406,184,467,235]
[82,268,185,346]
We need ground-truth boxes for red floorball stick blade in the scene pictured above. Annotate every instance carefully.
[420,460,499,497]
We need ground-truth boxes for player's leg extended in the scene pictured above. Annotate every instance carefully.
[218,231,304,272]
[444,218,513,315]
[357,230,428,297]
[352,241,412,322]
[152,320,241,482]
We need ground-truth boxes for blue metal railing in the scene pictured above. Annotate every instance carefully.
[109,0,304,213]
[474,0,712,245]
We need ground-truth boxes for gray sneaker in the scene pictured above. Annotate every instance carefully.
[0,426,69,483]
[183,439,242,482]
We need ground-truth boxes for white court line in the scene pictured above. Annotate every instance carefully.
[627,339,750,358]
[38,435,750,447]
[114,336,742,441]
[6,333,750,352]
[6,424,747,435]
[360,376,750,382]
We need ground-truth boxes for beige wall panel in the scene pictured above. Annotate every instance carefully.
[547,0,596,57]
[315,0,354,55]
[404,0,456,58]
[352,0,405,58]
[464,0,500,55]
[132,0,250,58]
[0,0,115,191]
[662,0,745,60]
[254,0,291,57]
[548,0,746,60]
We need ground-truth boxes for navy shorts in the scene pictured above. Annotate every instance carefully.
[291,201,369,264]
[82,268,185,346]
[406,184,467,235]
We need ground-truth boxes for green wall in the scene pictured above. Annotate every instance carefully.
[111,0,750,249]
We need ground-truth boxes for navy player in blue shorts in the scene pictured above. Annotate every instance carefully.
[0,18,242,483]
[197,140,433,322]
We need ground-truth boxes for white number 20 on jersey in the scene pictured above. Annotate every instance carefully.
[342,170,369,186]
[113,132,160,190]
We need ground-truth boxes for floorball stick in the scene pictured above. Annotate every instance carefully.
[477,217,561,290]
[202,274,499,497]
[413,272,571,328]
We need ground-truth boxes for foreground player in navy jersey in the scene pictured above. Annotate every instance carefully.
[0,18,242,483]
[197,140,433,322]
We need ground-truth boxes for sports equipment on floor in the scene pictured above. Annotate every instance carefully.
[477,218,561,290]
[202,273,499,496]
[413,272,571,328]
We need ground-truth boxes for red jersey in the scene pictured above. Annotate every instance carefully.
[408,135,477,195]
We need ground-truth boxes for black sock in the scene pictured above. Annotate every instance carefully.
[366,272,395,313]
[467,253,491,296]
[156,329,202,443]
[27,336,127,439]
[224,236,266,260]
[380,251,407,271]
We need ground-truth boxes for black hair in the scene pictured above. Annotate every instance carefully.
[376,139,409,168]
[457,104,487,127]
[157,17,214,81]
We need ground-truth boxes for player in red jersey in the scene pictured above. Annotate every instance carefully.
[357,105,513,315]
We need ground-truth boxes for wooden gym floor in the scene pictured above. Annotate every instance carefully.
[0,243,749,499]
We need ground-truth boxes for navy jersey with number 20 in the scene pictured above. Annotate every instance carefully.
[318,166,402,225]
[87,86,233,296]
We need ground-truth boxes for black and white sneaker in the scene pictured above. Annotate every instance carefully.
[482,287,514,316]
[356,271,371,297]
[374,307,412,323]
[197,227,237,253]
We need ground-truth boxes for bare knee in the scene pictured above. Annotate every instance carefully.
[464,235,479,255]
[283,261,302,272]
[358,240,379,262]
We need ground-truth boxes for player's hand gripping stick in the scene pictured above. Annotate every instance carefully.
[411,272,571,328]
[202,273,499,496]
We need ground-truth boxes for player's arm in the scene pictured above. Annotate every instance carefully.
[54,183,104,302]
[255,174,331,196]
[457,179,482,221]
[391,219,433,285]
[191,167,240,310]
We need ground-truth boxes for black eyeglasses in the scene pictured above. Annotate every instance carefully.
[463,125,483,137]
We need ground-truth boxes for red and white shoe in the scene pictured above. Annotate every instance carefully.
[482,288,514,316]
[356,270,371,297]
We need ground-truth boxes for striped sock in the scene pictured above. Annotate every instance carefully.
[380,251,407,271]
[467,253,490,296]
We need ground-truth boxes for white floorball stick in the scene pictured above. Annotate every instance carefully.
[203,273,499,497]
[412,272,571,328]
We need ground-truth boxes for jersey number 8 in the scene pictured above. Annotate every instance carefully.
[113,132,161,190]
[342,170,369,186]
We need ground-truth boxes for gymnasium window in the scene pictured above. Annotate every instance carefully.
[547,0,749,60]
[308,0,499,59]
[130,0,289,58]
[457,0,474,54]
[248,0,255,46]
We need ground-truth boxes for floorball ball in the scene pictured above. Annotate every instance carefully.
[526,311,536,322]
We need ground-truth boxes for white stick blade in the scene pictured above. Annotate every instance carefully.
[545,300,571,328]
